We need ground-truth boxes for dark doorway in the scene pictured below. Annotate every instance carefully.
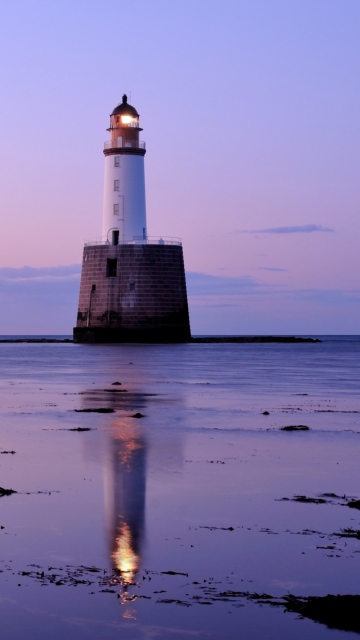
[112,230,119,246]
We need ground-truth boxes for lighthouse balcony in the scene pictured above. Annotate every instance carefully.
[84,236,182,247]
[104,139,146,151]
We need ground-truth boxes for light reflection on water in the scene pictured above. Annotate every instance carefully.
[105,421,146,582]
[0,337,359,638]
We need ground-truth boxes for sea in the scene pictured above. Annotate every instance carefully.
[0,336,359,639]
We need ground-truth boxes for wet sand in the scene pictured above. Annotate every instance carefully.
[0,338,359,638]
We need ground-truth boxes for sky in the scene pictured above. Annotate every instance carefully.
[0,0,359,334]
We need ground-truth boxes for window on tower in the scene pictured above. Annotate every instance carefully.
[114,180,119,191]
[114,156,120,167]
[106,259,117,278]
[113,203,119,216]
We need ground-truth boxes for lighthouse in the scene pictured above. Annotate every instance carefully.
[102,95,147,245]
[73,96,191,343]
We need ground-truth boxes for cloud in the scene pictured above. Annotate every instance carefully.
[0,264,81,280]
[294,288,360,306]
[186,272,262,296]
[186,271,360,305]
[243,224,334,234]
[0,265,81,333]
[259,267,287,272]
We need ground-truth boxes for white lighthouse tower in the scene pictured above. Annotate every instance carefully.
[102,95,147,245]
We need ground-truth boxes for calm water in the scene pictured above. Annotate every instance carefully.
[0,337,359,639]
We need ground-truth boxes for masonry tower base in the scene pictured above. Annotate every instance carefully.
[73,242,191,344]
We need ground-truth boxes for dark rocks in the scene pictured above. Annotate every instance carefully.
[0,339,72,343]
[283,594,360,634]
[293,495,327,504]
[74,408,115,413]
[335,528,360,539]
[199,526,234,531]
[262,411,270,415]
[279,495,327,504]
[68,428,92,432]
[346,500,360,510]
[111,382,122,385]
[281,425,309,431]
[157,598,191,606]
[0,487,17,497]
[191,336,321,344]
[131,412,145,418]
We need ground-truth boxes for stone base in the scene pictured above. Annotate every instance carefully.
[73,326,190,344]
[74,243,191,343]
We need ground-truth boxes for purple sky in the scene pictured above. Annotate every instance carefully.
[0,0,359,334]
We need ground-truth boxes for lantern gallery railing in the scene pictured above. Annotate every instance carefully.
[84,236,182,247]
[104,139,146,150]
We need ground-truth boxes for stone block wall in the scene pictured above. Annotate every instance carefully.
[74,244,191,342]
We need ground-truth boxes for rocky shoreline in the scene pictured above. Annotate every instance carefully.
[0,336,320,344]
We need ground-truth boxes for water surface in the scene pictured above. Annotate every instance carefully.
[0,337,359,638]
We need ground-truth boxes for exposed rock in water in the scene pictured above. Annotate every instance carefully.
[74,408,115,413]
[111,381,122,385]
[280,495,327,504]
[346,500,360,510]
[199,526,234,531]
[262,411,270,415]
[0,338,72,343]
[68,428,92,432]
[191,336,321,344]
[281,425,309,431]
[335,528,360,539]
[283,594,360,634]
[131,413,145,419]
[0,487,17,497]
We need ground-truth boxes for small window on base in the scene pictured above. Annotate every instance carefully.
[106,259,117,278]
[112,230,119,246]
[129,282,136,291]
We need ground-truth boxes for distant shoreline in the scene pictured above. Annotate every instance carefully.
[190,336,321,343]
[0,336,321,344]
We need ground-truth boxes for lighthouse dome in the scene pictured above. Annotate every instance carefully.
[111,95,139,118]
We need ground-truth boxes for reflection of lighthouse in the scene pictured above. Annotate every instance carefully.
[74,95,191,343]
[104,423,146,582]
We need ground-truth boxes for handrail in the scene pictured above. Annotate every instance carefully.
[104,139,146,150]
[84,236,182,247]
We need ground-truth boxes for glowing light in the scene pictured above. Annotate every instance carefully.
[112,522,139,582]
[122,608,136,620]
[121,115,133,124]
[112,424,144,466]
